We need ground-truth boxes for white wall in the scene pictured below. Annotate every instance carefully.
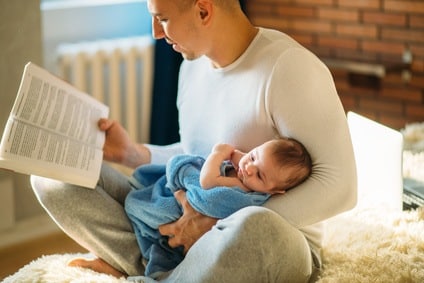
[41,0,152,74]
[0,0,45,239]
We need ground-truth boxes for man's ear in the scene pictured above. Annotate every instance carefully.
[196,0,213,24]
[200,8,208,19]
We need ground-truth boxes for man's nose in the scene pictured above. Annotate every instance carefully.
[152,19,165,39]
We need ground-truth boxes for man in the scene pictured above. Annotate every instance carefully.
[31,0,357,282]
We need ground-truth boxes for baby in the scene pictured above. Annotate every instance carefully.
[201,138,312,194]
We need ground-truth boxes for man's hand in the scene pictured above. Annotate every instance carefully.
[98,118,150,168]
[98,118,133,163]
[159,190,218,254]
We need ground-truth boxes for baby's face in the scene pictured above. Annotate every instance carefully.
[236,141,285,194]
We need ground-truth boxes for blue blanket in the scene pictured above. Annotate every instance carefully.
[125,154,270,278]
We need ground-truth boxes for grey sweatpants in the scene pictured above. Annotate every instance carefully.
[31,163,314,283]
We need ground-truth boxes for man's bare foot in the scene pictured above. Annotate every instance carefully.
[68,257,126,278]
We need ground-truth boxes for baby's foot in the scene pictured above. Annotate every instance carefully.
[68,257,126,278]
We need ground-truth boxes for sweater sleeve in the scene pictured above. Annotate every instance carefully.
[145,142,184,165]
[263,47,357,228]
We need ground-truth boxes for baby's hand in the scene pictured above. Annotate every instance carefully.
[211,143,235,159]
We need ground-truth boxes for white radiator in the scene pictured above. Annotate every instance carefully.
[56,36,154,143]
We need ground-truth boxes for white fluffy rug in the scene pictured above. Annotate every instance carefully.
[3,207,423,283]
[317,207,424,283]
[2,253,133,283]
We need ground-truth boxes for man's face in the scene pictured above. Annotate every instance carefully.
[148,0,205,60]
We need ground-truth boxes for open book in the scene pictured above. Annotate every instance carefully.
[0,62,109,188]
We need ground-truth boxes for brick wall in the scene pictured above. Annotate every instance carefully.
[245,0,424,130]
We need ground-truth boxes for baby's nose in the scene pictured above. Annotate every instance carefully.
[245,163,257,175]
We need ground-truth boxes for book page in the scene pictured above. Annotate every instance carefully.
[0,62,109,188]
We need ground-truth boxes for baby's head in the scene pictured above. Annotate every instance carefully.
[267,137,312,193]
[237,138,312,194]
